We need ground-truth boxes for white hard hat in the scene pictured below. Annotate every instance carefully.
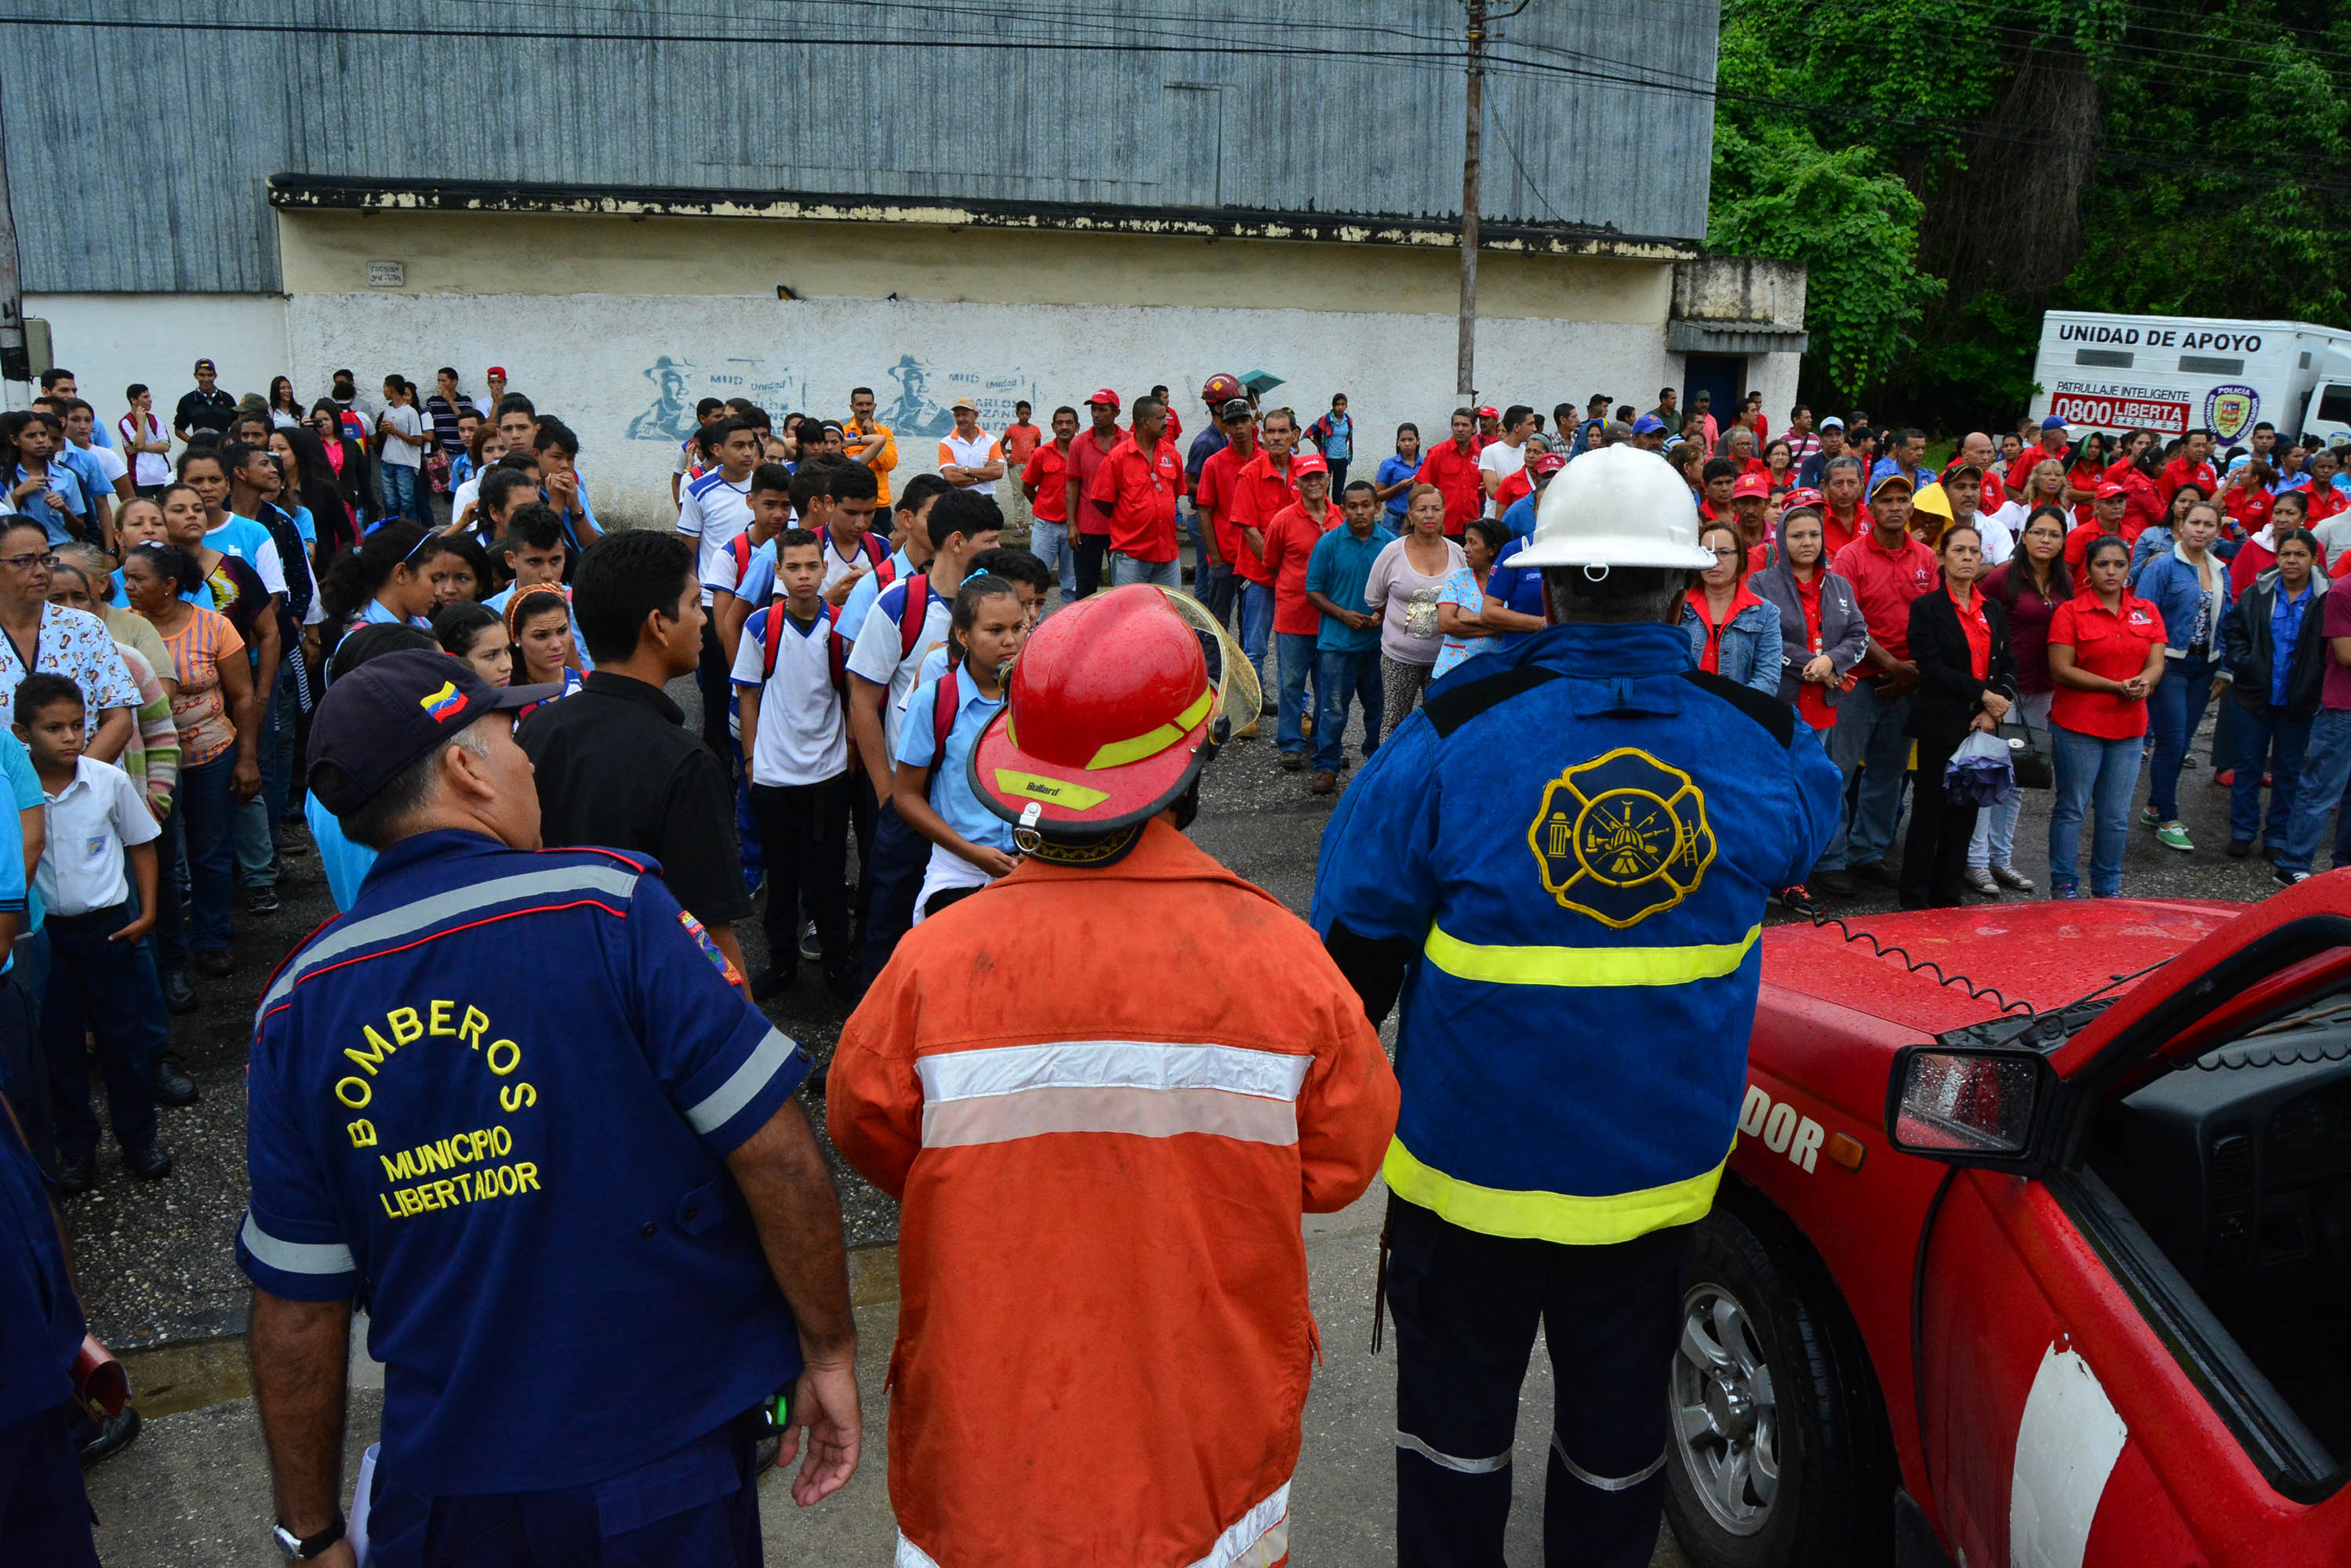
[1511,445,1717,571]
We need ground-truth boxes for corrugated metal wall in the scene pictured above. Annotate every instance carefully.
[4,0,1717,293]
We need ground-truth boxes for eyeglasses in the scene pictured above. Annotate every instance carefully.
[0,552,58,572]
[1709,547,1740,558]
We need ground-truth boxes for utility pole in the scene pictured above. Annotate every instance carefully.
[1456,0,1484,403]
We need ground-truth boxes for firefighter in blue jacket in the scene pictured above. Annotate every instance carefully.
[1313,445,1841,1568]
[236,650,859,1567]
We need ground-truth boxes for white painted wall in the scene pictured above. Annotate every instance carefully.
[282,291,1679,525]
[23,292,290,426]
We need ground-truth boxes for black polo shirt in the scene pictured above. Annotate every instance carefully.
[174,387,237,437]
[515,671,753,926]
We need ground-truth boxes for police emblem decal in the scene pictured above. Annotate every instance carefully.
[1527,748,1715,927]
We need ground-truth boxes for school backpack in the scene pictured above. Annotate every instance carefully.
[757,601,849,691]
[890,573,935,659]
[923,670,960,800]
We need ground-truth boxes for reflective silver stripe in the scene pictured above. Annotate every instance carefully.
[1395,1429,1513,1474]
[238,1213,355,1277]
[256,866,642,1024]
[1551,1431,1666,1492]
[684,1029,798,1134]
[895,1534,942,1568]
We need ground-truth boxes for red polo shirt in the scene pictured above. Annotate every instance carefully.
[2008,439,2073,495]
[1087,434,1186,562]
[2223,484,2273,537]
[1066,426,1123,537]
[1023,440,1072,524]
[1001,421,1042,466]
[1258,498,1342,634]
[1830,528,1939,661]
[2048,591,2167,739]
[1415,438,1484,535]
[1817,504,1862,561]
[1227,451,1303,586]
[1193,442,1258,567]
[2157,456,2218,510]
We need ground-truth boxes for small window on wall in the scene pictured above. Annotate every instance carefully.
[2181,355,2245,376]
[2076,349,2134,368]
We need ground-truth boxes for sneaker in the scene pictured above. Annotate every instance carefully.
[2275,866,2311,888]
[1850,860,1895,887]
[1961,868,2000,896]
[123,1144,173,1180]
[1815,869,1857,897]
[799,920,822,964]
[2138,806,2161,829]
[2226,838,2255,859]
[75,1406,141,1469]
[1989,865,2035,891]
[246,887,280,916]
[2155,822,2193,852]
[2052,883,2080,900]
[2213,768,2236,787]
[1777,885,1814,915]
[162,969,198,1015]
[2182,753,2200,770]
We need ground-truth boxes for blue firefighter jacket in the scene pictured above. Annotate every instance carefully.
[1311,619,1841,1244]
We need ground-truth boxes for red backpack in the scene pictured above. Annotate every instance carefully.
[922,669,960,799]
[724,532,759,594]
[891,573,936,659]
[757,601,848,690]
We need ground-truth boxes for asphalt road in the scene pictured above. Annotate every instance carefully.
[64,657,2286,1563]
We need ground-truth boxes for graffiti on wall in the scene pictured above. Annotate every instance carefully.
[626,350,1034,444]
[626,354,805,441]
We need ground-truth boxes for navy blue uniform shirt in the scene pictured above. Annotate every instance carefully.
[238,830,810,1497]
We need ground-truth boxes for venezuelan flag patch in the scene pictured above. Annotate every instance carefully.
[678,909,744,987]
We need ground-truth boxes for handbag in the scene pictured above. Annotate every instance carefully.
[2000,714,2052,789]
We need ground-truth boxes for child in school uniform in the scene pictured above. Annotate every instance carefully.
[892,575,1031,923]
[16,673,168,1189]
[732,528,857,1000]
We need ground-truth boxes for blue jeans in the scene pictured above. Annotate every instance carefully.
[2279,707,2351,873]
[1237,580,1275,685]
[2230,700,2312,848]
[1196,559,1237,630]
[158,754,237,960]
[380,461,427,524]
[1313,646,1383,773]
[1109,552,1182,589]
[858,801,929,986]
[1275,632,1318,757]
[1029,519,1077,605]
[2145,648,2215,822]
[2049,723,2142,896]
[1822,686,1912,870]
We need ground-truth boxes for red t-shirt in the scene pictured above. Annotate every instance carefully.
[2224,485,2273,538]
[1066,427,1124,537]
[1227,452,1304,586]
[1415,439,1484,536]
[1684,584,1765,676]
[2305,485,2349,527]
[2157,456,2219,510]
[1001,421,1042,466]
[1494,466,1535,517]
[2063,521,2127,574]
[1951,586,1991,681]
[2048,591,2167,739]
[1817,505,1862,561]
[1789,572,1836,731]
[1830,530,1939,661]
[1192,443,1254,567]
[2008,440,2073,495]
[1023,441,1071,524]
[1086,434,1186,562]
[1259,499,1341,635]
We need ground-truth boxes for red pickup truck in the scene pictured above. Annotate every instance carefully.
[1665,879,2351,1567]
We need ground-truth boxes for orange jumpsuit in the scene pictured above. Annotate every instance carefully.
[829,821,1399,1567]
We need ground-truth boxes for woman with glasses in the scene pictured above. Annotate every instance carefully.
[0,516,139,763]
[1682,521,1782,696]
[125,540,258,983]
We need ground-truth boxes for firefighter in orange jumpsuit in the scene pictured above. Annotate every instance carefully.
[828,585,1399,1568]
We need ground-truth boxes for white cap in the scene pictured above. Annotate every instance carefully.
[1510,445,1717,571]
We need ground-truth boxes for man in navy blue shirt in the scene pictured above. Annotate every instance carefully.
[240,650,858,1566]
[0,1096,99,1566]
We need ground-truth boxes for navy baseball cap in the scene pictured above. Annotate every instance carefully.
[307,649,558,817]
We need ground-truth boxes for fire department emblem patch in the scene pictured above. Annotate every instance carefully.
[1528,748,1715,928]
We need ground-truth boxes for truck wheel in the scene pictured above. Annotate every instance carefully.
[1662,1200,1892,1568]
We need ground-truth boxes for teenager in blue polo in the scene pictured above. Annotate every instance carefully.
[1314,447,1840,1568]
[237,649,859,1566]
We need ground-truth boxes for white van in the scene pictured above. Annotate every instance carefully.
[2028,311,2351,448]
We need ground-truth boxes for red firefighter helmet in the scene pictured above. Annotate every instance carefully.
[1200,372,1245,408]
[972,587,1225,849]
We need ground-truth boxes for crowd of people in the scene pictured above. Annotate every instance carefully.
[5,343,2351,1564]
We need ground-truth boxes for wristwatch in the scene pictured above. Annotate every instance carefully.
[271,1511,346,1560]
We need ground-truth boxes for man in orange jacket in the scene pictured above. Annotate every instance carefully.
[829,586,1399,1568]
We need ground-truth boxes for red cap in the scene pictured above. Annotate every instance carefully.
[973,588,1216,835]
[1732,473,1771,499]
[1201,373,1244,406]
[1529,452,1567,476]
[1292,452,1329,477]
[2095,481,2127,500]
[486,365,507,379]
[1783,487,1824,510]
[1086,388,1121,409]
[1476,405,1499,419]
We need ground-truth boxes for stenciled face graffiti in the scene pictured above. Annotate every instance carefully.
[626,356,696,442]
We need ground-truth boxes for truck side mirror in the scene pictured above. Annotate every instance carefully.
[1884,1045,2056,1170]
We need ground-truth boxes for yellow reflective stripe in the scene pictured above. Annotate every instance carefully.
[990,769,1111,810]
[1085,687,1214,769]
[1423,922,1759,988]
[1384,1137,1728,1246]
